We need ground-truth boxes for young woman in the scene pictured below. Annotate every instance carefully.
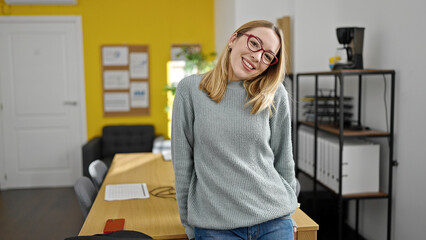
[172,20,298,240]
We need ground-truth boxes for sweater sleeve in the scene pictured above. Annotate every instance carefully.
[270,86,297,193]
[171,83,195,239]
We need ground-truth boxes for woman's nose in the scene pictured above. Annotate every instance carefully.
[250,51,263,62]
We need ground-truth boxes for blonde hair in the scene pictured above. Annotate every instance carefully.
[200,20,286,115]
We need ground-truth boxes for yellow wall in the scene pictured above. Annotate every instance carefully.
[0,0,214,140]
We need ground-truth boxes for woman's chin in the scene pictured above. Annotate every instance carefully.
[232,69,256,81]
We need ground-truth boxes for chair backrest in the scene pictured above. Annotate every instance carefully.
[89,159,108,191]
[74,176,97,219]
[102,125,155,158]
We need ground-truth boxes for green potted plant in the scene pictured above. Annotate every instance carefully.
[164,46,216,96]
[178,46,216,76]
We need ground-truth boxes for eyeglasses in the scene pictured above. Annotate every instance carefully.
[239,32,279,66]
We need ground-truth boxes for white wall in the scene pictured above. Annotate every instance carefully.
[215,0,294,57]
[214,0,236,54]
[216,0,426,239]
[294,0,337,72]
[233,0,294,32]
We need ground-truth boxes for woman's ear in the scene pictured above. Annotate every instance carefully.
[228,32,238,49]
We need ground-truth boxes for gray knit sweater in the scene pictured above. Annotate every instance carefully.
[171,74,297,239]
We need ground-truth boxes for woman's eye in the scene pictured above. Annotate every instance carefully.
[249,40,259,48]
[264,53,273,61]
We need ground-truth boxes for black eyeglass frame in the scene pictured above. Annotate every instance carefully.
[238,32,279,66]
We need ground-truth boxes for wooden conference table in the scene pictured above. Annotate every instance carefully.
[79,153,318,240]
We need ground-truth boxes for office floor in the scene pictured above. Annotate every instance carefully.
[0,187,84,240]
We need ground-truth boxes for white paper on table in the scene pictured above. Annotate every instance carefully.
[104,92,130,112]
[102,46,128,66]
[105,183,150,201]
[130,82,149,108]
[130,52,149,79]
[103,70,130,90]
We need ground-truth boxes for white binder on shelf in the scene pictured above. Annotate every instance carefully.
[317,137,324,184]
[298,127,380,195]
[330,138,339,193]
[297,129,304,173]
[307,132,314,176]
[341,139,380,195]
[298,126,314,177]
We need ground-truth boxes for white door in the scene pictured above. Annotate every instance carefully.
[0,16,86,189]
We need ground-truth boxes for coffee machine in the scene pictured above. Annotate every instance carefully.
[332,27,365,70]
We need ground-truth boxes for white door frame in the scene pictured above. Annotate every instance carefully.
[0,16,87,189]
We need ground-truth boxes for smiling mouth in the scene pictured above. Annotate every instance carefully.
[242,57,255,70]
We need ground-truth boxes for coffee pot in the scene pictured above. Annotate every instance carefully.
[332,27,365,70]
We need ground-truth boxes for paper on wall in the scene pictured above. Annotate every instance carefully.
[130,52,149,79]
[130,82,149,108]
[102,46,129,66]
[104,92,130,112]
[103,70,130,90]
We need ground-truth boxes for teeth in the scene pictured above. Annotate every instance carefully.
[243,58,254,70]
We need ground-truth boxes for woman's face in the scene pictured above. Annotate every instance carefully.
[228,27,280,81]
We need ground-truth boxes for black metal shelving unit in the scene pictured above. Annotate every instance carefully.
[294,69,396,240]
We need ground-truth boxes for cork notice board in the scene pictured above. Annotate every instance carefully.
[101,45,150,117]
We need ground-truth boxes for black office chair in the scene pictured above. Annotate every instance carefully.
[89,159,108,191]
[74,176,97,219]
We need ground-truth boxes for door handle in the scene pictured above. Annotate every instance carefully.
[63,101,78,106]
